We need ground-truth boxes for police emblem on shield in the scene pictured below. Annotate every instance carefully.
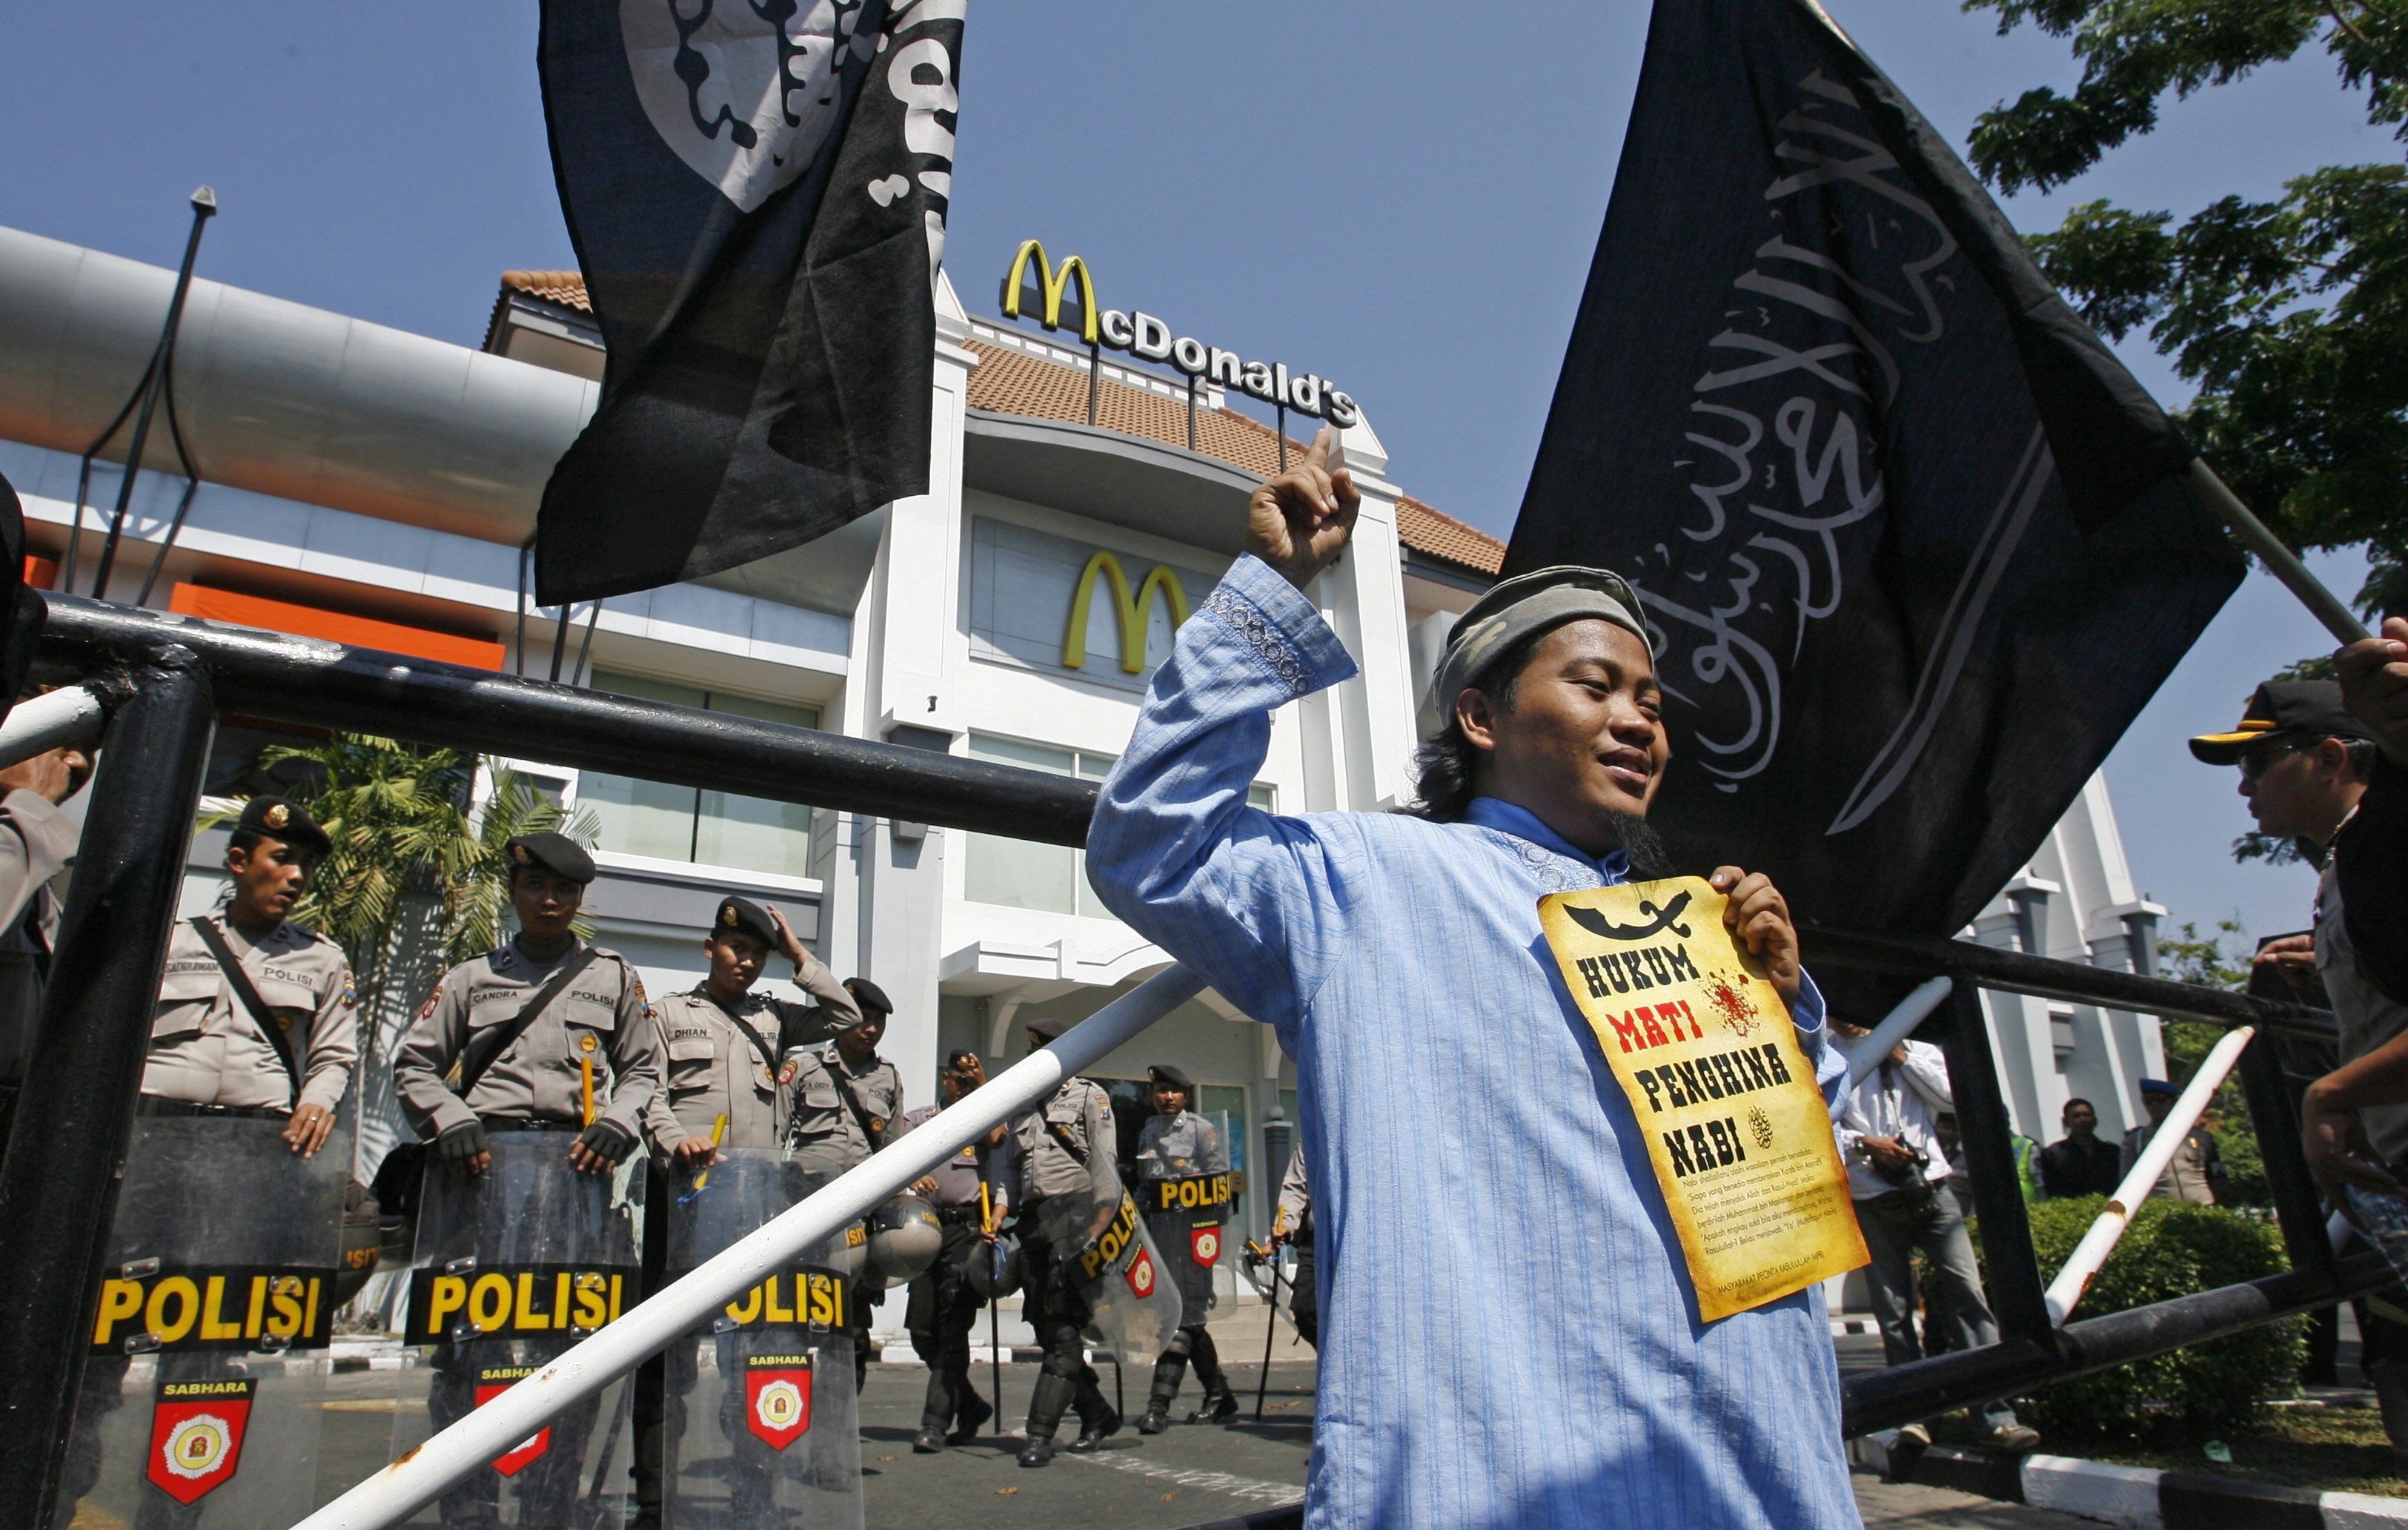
[475,1374,552,1476]
[745,1354,814,1449]
[147,1378,255,1504]
[1190,1225,1221,1268]
[1127,1245,1158,1299]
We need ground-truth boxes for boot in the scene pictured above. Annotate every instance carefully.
[2373,1363,2408,1468]
[1189,1334,1238,1423]
[1139,1354,1185,1434]
[1018,1372,1077,1468]
[1067,1371,1121,1453]
[949,1387,992,1446]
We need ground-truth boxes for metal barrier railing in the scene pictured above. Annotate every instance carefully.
[0,595,2372,1529]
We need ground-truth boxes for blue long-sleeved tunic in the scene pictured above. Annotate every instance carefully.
[1089,554,1861,1530]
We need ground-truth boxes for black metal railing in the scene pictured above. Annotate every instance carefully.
[0,595,2378,1530]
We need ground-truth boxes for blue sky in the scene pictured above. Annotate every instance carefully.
[1,1,2392,947]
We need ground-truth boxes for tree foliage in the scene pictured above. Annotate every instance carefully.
[1966,0,2408,612]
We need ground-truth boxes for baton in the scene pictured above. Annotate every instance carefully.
[684,1113,729,1199]
[981,1181,1003,1431]
[1248,1239,1282,1423]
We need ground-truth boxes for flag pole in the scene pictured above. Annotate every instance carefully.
[2190,461,2370,646]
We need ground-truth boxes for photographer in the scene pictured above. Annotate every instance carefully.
[1835,1021,2039,1451]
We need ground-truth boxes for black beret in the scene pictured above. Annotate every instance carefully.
[505,832,595,884]
[844,976,894,1016]
[1026,1013,1071,1041]
[1148,1064,1195,1092]
[712,896,777,947]
[236,795,331,857]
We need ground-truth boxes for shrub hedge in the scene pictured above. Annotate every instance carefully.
[2012,1195,2305,1434]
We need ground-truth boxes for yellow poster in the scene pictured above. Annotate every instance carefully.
[1538,876,1866,1321]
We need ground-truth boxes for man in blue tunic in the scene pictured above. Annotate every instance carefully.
[1087,434,1860,1529]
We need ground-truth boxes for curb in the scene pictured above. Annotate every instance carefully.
[1851,1436,2408,1528]
[1830,1316,1881,1337]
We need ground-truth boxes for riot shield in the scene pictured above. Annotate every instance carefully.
[392,1133,640,1528]
[64,1113,348,1530]
[1138,1119,1233,1329]
[653,1149,860,1530]
[1050,1149,1182,1363]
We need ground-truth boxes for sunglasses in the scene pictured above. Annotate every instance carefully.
[2238,738,2312,781]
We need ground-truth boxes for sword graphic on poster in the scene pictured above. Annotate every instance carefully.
[1507,0,2242,945]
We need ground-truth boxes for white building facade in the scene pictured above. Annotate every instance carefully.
[0,224,2169,1315]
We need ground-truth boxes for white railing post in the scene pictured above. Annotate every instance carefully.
[0,684,106,769]
[291,964,1207,1530]
[2043,1025,2255,1325]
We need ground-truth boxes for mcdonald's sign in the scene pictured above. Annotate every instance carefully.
[998,239,1358,427]
[1001,239,1100,346]
[1063,552,1191,673]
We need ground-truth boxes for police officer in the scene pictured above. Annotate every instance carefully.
[63,793,356,1528]
[0,740,84,1153]
[632,895,859,1529]
[1135,1064,1236,1431]
[894,1050,1016,1453]
[785,976,903,1388]
[395,831,660,1173]
[394,831,661,1528]
[145,795,356,1149]
[1273,1143,1318,1349]
[1009,1013,1122,1467]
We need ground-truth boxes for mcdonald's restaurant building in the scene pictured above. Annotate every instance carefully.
[0,223,2175,1327]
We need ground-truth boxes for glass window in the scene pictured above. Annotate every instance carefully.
[964,737,1080,912]
[577,671,822,876]
[968,732,1274,919]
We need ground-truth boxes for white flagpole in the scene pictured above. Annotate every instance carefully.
[2043,1025,2255,1324]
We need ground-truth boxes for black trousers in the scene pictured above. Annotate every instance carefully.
[906,1219,988,1430]
[1288,1233,1319,1349]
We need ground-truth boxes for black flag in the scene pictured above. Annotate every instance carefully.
[534,0,963,604]
[1508,0,2243,945]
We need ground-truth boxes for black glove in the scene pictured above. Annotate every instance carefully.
[433,1121,488,1170]
[575,1119,636,1166]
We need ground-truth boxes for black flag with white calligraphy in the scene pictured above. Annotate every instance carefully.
[1508,0,2243,950]
[534,0,963,604]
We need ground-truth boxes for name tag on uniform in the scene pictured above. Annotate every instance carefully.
[1538,876,1866,1321]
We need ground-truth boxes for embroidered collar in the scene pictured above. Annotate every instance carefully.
[1461,798,1633,890]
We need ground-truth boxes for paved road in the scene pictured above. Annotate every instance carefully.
[63,1337,2100,1529]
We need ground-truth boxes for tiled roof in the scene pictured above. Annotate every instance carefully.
[1395,495,1505,577]
[960,336,1503,577]
[488,271,1505,577]
[501,270,593,313]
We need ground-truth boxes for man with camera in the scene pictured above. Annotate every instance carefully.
[1835,1020,2039,1451]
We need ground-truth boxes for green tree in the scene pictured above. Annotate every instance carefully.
[1965,0,2408,613]
[2156,918,2269,1205]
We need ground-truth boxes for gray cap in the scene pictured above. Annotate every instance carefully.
[1424,565,1652,733]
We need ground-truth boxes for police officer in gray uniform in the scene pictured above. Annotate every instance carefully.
[1135,1064,1236,1431]
[1009,1013,1123,1467]
[395,831,661,1527]
[395,831,662,1173]
[895,1050,1017,1454]
[785,976,903,1388]
[631,895,859,1528]
[0,740,83,1153]
[1273,1143,1317,1348]
[145,795,356,1150]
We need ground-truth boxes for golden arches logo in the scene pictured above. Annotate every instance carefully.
[1063,552,1191,673]
[1001,239,1099,345]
